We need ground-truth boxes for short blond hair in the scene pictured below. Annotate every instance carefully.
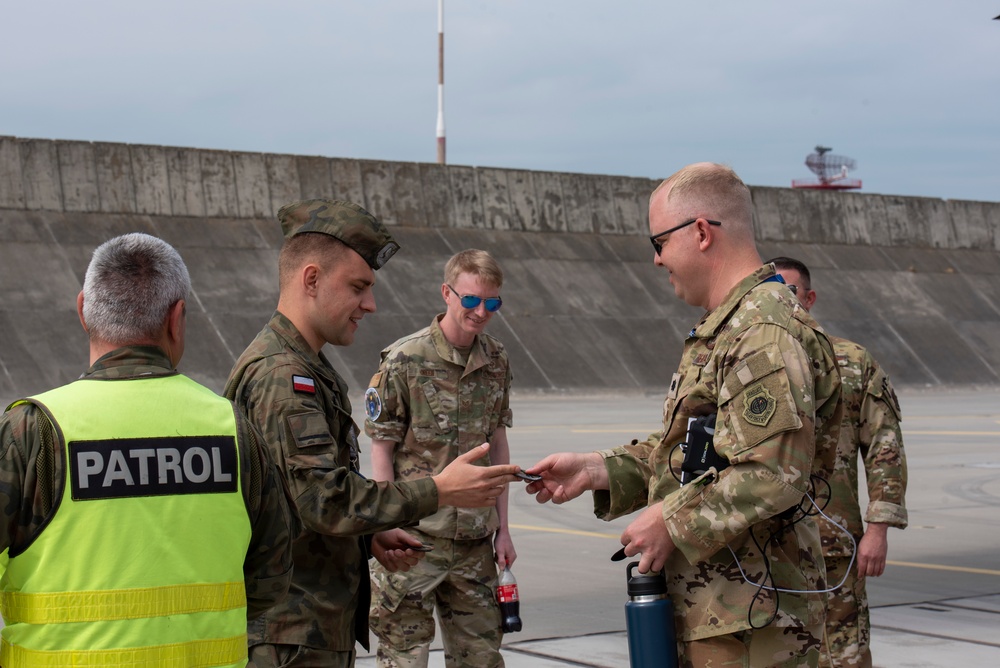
[444,249,503,288]
[652,162,752,226]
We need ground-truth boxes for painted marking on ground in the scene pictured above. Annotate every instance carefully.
[510,524,1000,577]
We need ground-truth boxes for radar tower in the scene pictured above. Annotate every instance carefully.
[791,145,862,190]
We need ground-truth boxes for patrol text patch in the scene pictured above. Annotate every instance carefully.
[69,436,238,501]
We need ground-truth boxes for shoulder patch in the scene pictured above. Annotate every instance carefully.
[869,367,902,421]
[742,383,777,426]
[292,375,316,394]
[668,373,681,399]
[365,387,383,421]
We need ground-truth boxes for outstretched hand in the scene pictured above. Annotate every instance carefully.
[434,443,520,508]
[524,451,607,504]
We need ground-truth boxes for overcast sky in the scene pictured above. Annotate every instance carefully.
[4,1,998,202]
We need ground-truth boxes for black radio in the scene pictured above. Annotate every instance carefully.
[679,413,729,484]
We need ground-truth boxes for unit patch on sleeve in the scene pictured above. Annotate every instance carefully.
[742,383,777,427]
[69,436,238,501]
[668,373,681,399]
[365,387,383,421]
[292,375,316,394]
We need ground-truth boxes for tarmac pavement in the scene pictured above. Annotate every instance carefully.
[2,388,994,665]
[356,388,1000,667]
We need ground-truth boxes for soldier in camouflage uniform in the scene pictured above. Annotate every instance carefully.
[225,200,520,668]
[526,163,844,667]
[0,233,295,665]
[770,257,908,668]
[365,249,514,668]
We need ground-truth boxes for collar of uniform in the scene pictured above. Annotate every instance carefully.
[690,264,778,339]
[83,345,178,380]
[268,310,340,384]
[429,314,490,374]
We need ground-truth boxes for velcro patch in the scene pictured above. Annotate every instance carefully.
[286,410,334,450]
[742,383,777,426]
[668,373,681,399]
[869,367,901,421]
[292,375,316,394]
[365,387,383,421]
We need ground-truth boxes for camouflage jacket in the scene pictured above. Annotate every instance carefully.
[0,346,294,620]
[594,266,843,642]
[364,315,513,540]
[224,311,439,651]
[822,337,908,556]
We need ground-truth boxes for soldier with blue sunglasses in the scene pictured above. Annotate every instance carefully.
[366,249,516,668]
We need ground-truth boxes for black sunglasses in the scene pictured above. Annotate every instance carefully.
[649,219,722,255]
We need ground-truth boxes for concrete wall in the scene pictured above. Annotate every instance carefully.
[2,136,999,407]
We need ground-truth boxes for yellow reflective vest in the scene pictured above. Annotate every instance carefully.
[0,374,252,668]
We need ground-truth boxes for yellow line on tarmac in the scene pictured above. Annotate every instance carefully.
[567,428,1000,436]
[509,523,619,540]
[563,428,1000,436]
[571,429,657,434]
[902,430,1000,436]
[516,425,655,433]
[905,415,1000,421]
[886,560,1000,577]
[520,425,1000,436]
[511,525,1000,577]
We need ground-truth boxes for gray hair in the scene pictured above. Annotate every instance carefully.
[82,233,191,345]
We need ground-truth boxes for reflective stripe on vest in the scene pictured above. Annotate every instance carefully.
[0,635,245,668]
[1,374,252,668]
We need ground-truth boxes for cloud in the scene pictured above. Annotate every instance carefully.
[2,0,997,201]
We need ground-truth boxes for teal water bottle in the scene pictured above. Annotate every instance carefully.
[624,562,678,668]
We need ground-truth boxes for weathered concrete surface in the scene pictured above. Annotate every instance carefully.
[1,136,998,406]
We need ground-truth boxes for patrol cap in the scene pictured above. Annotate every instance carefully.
[277,199,400,270]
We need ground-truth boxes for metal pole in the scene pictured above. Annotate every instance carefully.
[436,0,446,164]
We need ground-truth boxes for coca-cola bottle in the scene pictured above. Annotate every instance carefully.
[496,566,522,633]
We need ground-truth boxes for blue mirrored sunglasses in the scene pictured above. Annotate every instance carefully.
[447,284,502,312]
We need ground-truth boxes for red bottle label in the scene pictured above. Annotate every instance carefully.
[497,583,519,603]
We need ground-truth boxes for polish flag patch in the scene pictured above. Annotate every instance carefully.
[292,375,316,394]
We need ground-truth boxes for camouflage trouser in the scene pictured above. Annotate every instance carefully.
[369,529,503,668]
[680,623,823,668]
[819,555,872,668]
[247,643,355,667]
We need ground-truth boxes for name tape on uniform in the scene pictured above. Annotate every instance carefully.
[69,436,238,501]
